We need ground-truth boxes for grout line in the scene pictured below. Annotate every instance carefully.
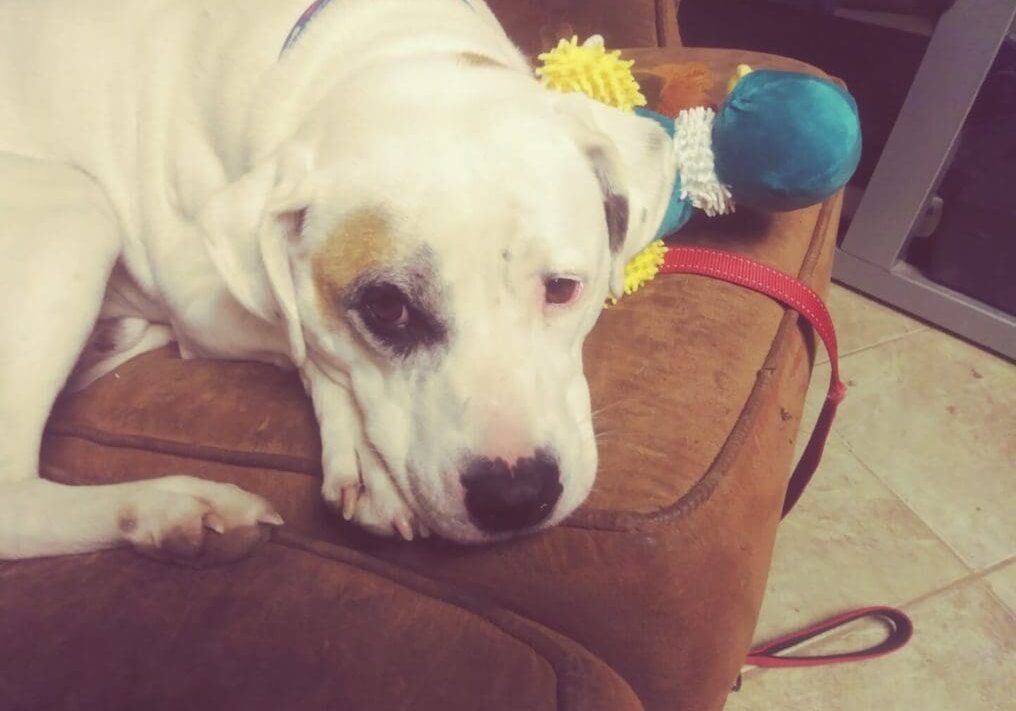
[974,555,1016,615]
[827,329,1013,574]
[894,568,985,610]
[836,435,979,576]
[820,325,930,364]
[976,555,1015,578]
[849,453,999,576]
[814,326,928,366]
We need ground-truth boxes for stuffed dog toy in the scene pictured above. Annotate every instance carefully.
[0,0,681,560]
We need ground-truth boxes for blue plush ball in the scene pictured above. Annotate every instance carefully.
[713,70,861,211]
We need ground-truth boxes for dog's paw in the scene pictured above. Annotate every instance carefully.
[307,364,428,542]
[321,440,428,542]
[320,433,363,522]
[350,464,430,542]
[124,476,282,565]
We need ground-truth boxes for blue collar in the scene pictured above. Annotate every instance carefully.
[281,0,475,57]
[279,0,333,56]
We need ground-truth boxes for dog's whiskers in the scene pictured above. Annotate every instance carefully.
[590,398,635,419]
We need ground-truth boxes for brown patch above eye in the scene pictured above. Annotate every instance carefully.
[312,208,395,320]
[459,52,507,69]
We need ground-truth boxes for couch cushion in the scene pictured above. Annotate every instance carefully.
[0,536,642,711]
[38,48,841,711]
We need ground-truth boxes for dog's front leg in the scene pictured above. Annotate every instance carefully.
[2,476,283,562]
[0,154,282,563]
[302,361,427,541]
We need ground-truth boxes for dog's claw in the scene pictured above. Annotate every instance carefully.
[341,487,359,521]
[418,521,432,539]
[203,512,226,534]
[394,517,414,541]
[258,511,284,527]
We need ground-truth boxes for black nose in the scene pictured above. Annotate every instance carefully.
[461,450,563,533]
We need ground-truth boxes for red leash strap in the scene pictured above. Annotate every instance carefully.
[745,606,914,667]
[659,246,913,670]
[660,246,847,518]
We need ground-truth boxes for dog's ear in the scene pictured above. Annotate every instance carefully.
[555,93,676,299]
[197,145,314,366]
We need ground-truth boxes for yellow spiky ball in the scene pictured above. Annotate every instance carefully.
[606,240,668,306]
[536,36,647,113]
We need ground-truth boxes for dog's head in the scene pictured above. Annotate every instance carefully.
[199,62,675,542]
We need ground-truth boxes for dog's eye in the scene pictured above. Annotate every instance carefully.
[361,284,410,328]
[352,279,447,357]
[544,278,581,306]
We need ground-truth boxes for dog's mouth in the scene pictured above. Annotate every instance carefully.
[402,466,569,545]
[403,471,472,542]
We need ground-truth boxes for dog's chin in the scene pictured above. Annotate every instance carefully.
[417,515,559,546]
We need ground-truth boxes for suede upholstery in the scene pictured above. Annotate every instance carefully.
[0,6,844,709]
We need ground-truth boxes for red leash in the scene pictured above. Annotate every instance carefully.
[659,246,912,673]
[745,606,914,667]
[660,246,846,518]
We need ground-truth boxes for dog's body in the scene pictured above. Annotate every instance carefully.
[0,0,676,560]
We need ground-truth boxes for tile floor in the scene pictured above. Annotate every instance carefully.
[724,284,1015,711]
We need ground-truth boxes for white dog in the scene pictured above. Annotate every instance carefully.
[0,0,676,561]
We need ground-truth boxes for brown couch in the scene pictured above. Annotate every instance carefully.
[0,2,843,709]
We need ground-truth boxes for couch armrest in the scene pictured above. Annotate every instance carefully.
[486,0,680,55]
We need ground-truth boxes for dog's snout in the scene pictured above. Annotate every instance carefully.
[461,449,563,533]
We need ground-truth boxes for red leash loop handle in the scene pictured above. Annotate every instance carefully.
[659,246,913,668]
[660,246,845,518]
[745,606,914,668]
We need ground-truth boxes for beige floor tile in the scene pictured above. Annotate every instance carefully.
[830,329,1016,570]
[752,437,968,643]
[725,577,1016,710]
[817,284,926,365]
[986,558,1016,613]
